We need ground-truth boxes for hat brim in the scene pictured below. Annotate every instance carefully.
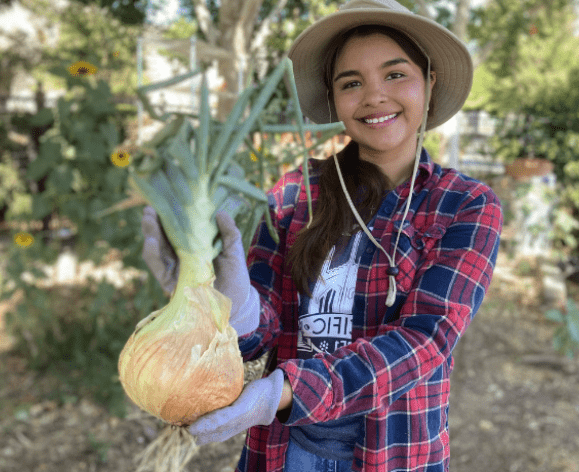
[288,9,473,130]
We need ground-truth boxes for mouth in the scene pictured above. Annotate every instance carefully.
[359,112,400,124]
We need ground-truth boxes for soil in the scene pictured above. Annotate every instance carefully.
[1,239,578,472]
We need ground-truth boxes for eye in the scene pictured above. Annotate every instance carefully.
[387,72,405,80]
[342,80,361,90]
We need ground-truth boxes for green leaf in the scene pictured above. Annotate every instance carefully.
[99,122,119,150]
[552,327,565,352]
[545,309,565,323]
[165,160,193,206]
[165,131,197,182]
[143,115,185,150]
[213,58,289,182]
[104,167,125,193]
[29,108,54,127]
[566,305,579,344]
[196,74,210,174]
[208,85,255,176]
[31,193,53,219]
[78,133,107,161]
[47,164,74,193]
[216,175,267,203]
[62,198,87,222]
[129,173,190,253]
[27,141,61,180]
[136,153,164,173]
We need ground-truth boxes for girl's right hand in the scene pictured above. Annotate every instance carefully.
[141,205,179,295]
[141,206,260,336]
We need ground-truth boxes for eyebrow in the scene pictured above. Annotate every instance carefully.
[333,58,410,83]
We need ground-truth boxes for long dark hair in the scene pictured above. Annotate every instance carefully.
[287,25,432,297]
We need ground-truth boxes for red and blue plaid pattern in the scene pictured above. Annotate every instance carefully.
[235,143,503,472]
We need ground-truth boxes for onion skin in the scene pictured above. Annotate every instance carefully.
[118,260,245,427]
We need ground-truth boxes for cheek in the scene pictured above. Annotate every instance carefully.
[333,92,355,120]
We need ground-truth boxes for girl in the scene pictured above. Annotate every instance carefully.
[141,0,503,470]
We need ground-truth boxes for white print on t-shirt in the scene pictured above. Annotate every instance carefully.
[297,230,367,358]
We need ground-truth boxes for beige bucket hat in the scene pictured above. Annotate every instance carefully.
[288,0,473,130]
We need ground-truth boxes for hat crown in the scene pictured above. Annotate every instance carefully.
[340,0,411,14]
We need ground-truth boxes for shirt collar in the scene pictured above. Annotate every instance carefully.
[338,141,435,181]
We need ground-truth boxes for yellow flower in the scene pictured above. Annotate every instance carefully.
[111,150,131,167]
[14,232,34,248]
[250,147,262,162]
[68,61,98,77]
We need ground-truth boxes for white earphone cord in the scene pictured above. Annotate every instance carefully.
[329,56,431,307]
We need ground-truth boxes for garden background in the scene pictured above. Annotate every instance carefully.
[1,0,579,471]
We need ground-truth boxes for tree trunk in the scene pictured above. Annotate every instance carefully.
[214,0,263,121]
[451,0,470,43]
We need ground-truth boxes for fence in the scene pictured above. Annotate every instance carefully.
[0,93,136,115]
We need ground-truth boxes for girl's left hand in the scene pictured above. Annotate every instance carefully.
[188,369,285,445]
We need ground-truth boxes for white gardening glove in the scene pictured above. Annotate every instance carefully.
[213,212,260,336]
[141,206,260,336]
[141,205,179,295]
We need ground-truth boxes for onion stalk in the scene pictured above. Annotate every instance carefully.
[105,58,345,472]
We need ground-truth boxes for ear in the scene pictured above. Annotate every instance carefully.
[429,70,437,92]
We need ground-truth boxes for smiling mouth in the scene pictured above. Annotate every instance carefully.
[361,113,399,124]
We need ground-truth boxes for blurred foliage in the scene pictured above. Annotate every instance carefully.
[9,0,162,26]
[29,0,143,98]
[466,4,579,259]
[0,60,159,415]
[5,242,167,417]
[545,298,579,359]
[423,131,443,164]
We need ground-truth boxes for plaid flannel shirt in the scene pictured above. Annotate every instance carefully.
[235,142,503,472]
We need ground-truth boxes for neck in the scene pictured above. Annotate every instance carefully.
[358,139,420,189]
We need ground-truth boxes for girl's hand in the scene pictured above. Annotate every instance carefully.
[213,212,260,336]
[188,369,285,445]
[141,206,260,336]
[141,205,179,295]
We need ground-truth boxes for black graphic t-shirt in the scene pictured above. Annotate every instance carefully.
[289,221,376,461]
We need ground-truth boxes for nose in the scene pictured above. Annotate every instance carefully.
[362,79,387,107]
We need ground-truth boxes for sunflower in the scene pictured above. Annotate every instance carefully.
[250,146,262,162]
[111,150,131,167]
[68,61,98,77]
[14,232,34,248]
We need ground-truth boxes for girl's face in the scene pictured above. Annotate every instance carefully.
[332,33,436,177]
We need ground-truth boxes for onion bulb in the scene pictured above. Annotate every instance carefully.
[118,251,244,472]
[118,253,244,428]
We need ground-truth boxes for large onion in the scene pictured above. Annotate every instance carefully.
[118,255,244,427]
[118,252,244,472]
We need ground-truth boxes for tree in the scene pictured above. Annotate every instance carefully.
[170,0,300,120]
[465,3,579,256]
[0,0,166,25]
[166,0,474,121]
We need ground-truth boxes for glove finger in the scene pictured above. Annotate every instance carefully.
[141,206,163,241]
[188,407,231,436]
[143,237,168,280]
[215,211,244,256]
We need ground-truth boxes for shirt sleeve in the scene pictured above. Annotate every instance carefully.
[276,184,503,426]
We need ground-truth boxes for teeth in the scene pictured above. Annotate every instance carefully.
[363,113,397,124]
